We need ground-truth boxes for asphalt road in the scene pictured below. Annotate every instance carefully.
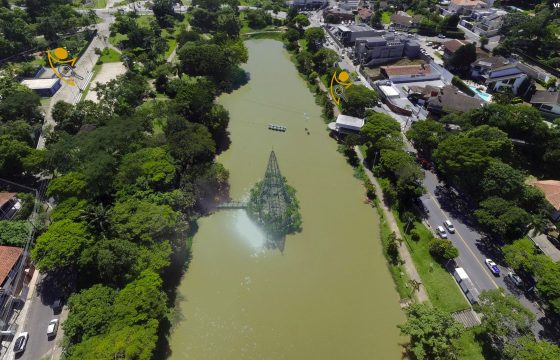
[418,164,546,337]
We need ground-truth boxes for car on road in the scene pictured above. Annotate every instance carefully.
[444,220,455,233]
[13,332,28,354]
[485,259,500,276]
[506,271,523,287]
[438,34,446,39]
[426,41,433,46]
[436,226,448,239]
[47,319,59,338]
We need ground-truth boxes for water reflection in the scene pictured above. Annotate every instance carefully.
[230,209,288,254]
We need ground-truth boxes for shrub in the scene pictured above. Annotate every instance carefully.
[410,229,421,241]
[451,76,475,96]
[429,238,459,261]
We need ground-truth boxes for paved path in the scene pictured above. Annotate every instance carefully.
[85,62,127,102]
[354,147,429,303]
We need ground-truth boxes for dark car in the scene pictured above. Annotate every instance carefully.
[13,332,28,353]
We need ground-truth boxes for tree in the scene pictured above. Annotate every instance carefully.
[95,72,150,115]
[152,0,175,26]
[475,197,531,241]
[31,220,93,272]
[47,172,87,201]
[480,160,525,201]
[399,303,463,360]
[312,48,339,74]
[446,43,476,73]
[284,28,300,43]
[340,85,378,118]
[0,220,29,247]
[114,147,176,193]
[429,238,459,261]
[292,13,309,34]
[360,112,402,155]
[303,27,325,52]
[246,9,271,29]
[295,50,314,75]
[477,289,535,353]
[63,284,117,346]
[503,238,538,273]
[406,120,446,158]
[480,36,489,48]
[216,8,241,38]
[0,88,42,124]
[505,336,560,360]
[167,122,216,170]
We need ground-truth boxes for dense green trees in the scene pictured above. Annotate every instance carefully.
[246,9,272,29]
[0,221,29,247]
[303,27,325,52]
[340,85,378,118]
[399,303,463,360]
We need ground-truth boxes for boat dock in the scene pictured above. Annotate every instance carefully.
[268,124,287,132]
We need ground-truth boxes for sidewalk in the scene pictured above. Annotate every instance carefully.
[354,147,429,303]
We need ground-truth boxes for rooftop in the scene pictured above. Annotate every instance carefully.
[450,0,486,6]
[443,39,467,54]
[0,246,23,286]
[0,192,17,208]
[21,78,60,90]
[336,114,365,129]
[428,85,484,113]
[472,56,510,70]
[531,180,560,210]
[530,91,560,105]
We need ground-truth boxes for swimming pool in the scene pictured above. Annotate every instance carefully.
[468,85,492,102]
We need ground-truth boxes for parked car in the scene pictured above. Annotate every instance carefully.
[47,319,59,338]
[436,226,448,239]
[438,34,446,39]
[506,271,523,287]
[485,259,500,276]
[13,332,28,354]
[426,41,433,46]
[444,220,455,233]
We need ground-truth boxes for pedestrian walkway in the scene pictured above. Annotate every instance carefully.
[354,147,429,303]
[452,309,481,328]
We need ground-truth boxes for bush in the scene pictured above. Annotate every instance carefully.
[364,178,376,200]
[410,229,421,241]
[429,238,459,261]
[452,76,475,96]
[444,31,465,39]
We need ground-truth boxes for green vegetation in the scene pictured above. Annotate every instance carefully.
[0,220,29,247]
[381,11,392,25]
[98,48,121,63]
[396,218,469,313]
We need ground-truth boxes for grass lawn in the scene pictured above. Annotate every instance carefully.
[394,216,470,313]
[381,11,392,25]
[80,64,101,102]
[76,0,107,8]
[99,48,121,63]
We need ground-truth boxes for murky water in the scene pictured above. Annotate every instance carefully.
[168,39,404,360]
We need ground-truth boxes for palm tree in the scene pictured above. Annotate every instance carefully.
[80,203,111,238]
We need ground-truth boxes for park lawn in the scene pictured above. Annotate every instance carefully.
[393,214,470,313]
[381,11,392,25]
[76,0,107,8]
[455,327,485,360]
[99,48,121,63]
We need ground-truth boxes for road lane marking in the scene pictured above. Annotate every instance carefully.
[425,192,500,289]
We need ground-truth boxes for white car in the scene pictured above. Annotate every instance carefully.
[13,332,28,353]
[47,319,59,338]
[436,226,448,239]
[444,220,455,233]
[485,259,500,276]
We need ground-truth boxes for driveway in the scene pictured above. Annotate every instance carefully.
[85,62,127,102]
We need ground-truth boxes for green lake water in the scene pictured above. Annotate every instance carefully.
[168,39,405,360]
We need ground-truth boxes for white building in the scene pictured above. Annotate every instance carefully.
[459,7,507,37]
[327,114,365,134]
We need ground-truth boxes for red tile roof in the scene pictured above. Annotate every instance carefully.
[443,39,467,54]
[0,192,17,208]
[0,246,23,286]
[531,180,560,211]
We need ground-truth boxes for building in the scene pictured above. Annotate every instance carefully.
[530,180,560,221]
[289,0,327,8]
[333,24,380,46]
[470,56,510,78]
[390,11,418,30]
[20,78,61,97]
[0,192,20,220]
[459,8,507,37]
[530,91,560,118]
[357,6,372,22]
[443,0,490,15]
[353,32,420,66]
[380,63,442,83]
[338,0,360,10]
[327,114,365,134]
[442,39,468,60]
[0,246,24,316]
[422,85,484,116]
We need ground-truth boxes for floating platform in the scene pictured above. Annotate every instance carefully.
[268,124,287,132]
